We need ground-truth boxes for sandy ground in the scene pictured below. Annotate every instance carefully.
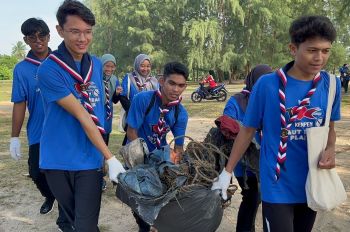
[0,103,349,232]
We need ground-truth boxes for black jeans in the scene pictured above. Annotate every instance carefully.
[343,79,349,93]
[262,202,316,232]
[28,143,55,200]
[44,169,103,232]
[236,176,261,232]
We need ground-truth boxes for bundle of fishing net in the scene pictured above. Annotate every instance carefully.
[116,136,237,232]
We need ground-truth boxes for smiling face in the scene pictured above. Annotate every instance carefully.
[24,32,50,59]
[289,37,332,80]
[139,59,151,77]
[56,15,93,61]
[159,74,187,103]
[103,61,116,77]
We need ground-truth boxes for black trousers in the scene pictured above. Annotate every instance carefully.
[28,143,55,200]
[236,176,261,232]
[262,202,316,232]
[44,169,103,232]
[343,79,349,93]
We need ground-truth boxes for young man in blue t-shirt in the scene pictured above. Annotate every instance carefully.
[37,1,125,231]
[10,18,56,215]
[212,15,340,232]
[126,61,189,231]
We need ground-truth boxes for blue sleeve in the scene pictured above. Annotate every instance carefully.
[11,65,27,103]
[115,77,120,87]
[223,97,241,121]
[171,105,188,146]
[330,77,341,121]
[126,93,147,129]
[37,62,71,103]
[243,78,265,129]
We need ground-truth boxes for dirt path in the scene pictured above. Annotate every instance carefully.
[0,106,349,232]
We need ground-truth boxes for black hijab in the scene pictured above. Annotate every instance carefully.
[234,64,273,112]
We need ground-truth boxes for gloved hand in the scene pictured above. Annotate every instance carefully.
[107,156,126,183]
[10,137,21,161]
[211,168,232,200]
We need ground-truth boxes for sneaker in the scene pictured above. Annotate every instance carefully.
[102,179,107,191]
[58,225,75,232]
[40,198,54,214]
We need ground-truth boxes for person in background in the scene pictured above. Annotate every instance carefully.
[223,64,272,232]
[100,53,123,191]
[120,54,159,144]
[202,70,217,95]
[10,17,57,216]
[126,61,189,232]
[212,15,340,232]
[339,63,349,93]
[37,1,125,231]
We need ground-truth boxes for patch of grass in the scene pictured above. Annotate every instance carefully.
[0,80,12,102]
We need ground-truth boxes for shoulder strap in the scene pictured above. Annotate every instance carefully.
[127,75,131,99]
[145,91,157,116]
[144,91,180,125]
[325,74,336,127]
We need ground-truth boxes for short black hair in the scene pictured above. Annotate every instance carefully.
[163,62,189,81]
[56,0,95,27]
[209,70,215,76]
[289,15,336,46]
[21,18,50,36]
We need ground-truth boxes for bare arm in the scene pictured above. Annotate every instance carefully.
[56,94,112,160]
[225,126,256,173]
[11,102,26,137]
[126,126,138,141]
[319,121,336,169]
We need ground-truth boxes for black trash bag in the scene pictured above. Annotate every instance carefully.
[116,162,187,225]
[153,185,223,232]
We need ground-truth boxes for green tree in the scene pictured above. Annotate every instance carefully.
[0,55,18,80]
[11,41,26,60]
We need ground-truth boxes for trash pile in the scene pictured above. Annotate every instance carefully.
[116,137,237,232]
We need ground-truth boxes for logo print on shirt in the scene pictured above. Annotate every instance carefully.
[86,82,100,107]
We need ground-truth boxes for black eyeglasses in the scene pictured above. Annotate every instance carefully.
[26,33,48,43]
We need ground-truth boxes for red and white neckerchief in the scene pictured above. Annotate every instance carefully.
[103,78,112,120]
[132,71,151,91]
[276,68,320,180]
[152,90,182,148]
[49,54,106,134]
[24,57,41,66]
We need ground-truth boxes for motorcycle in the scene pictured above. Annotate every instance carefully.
[191,83,228,103]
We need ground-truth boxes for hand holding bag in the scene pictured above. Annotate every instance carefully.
[305,75,347,211]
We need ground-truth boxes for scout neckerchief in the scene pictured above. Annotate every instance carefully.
[132,71,151,91]
[151,90,182,148]
[103,76,112,120]
[276,62,320,180]
[49,42,105,134]
[24,49,52,66]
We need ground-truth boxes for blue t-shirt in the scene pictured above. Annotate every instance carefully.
[121,73,159,102]
[11,58,45,145]
[37,56,104,171]
[103,75,120,133]
[126,91,188,152]
[243,71,341,203]
[223,96,260,177]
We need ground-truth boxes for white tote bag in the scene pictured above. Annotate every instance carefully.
[118,76,130,133]
[305,75,347,211]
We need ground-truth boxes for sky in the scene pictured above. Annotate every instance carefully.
[0,0,69,55]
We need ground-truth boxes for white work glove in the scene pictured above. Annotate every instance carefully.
[10,137,21,161]
[211,169,232,200]
[107,156,126,183]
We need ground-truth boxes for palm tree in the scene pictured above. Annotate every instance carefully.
[11,41,27,60]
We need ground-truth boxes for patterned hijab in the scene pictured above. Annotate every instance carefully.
[234,64,273,112]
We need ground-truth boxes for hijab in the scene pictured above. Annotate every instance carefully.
[129,53,158,91]
[234,64,273,112]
